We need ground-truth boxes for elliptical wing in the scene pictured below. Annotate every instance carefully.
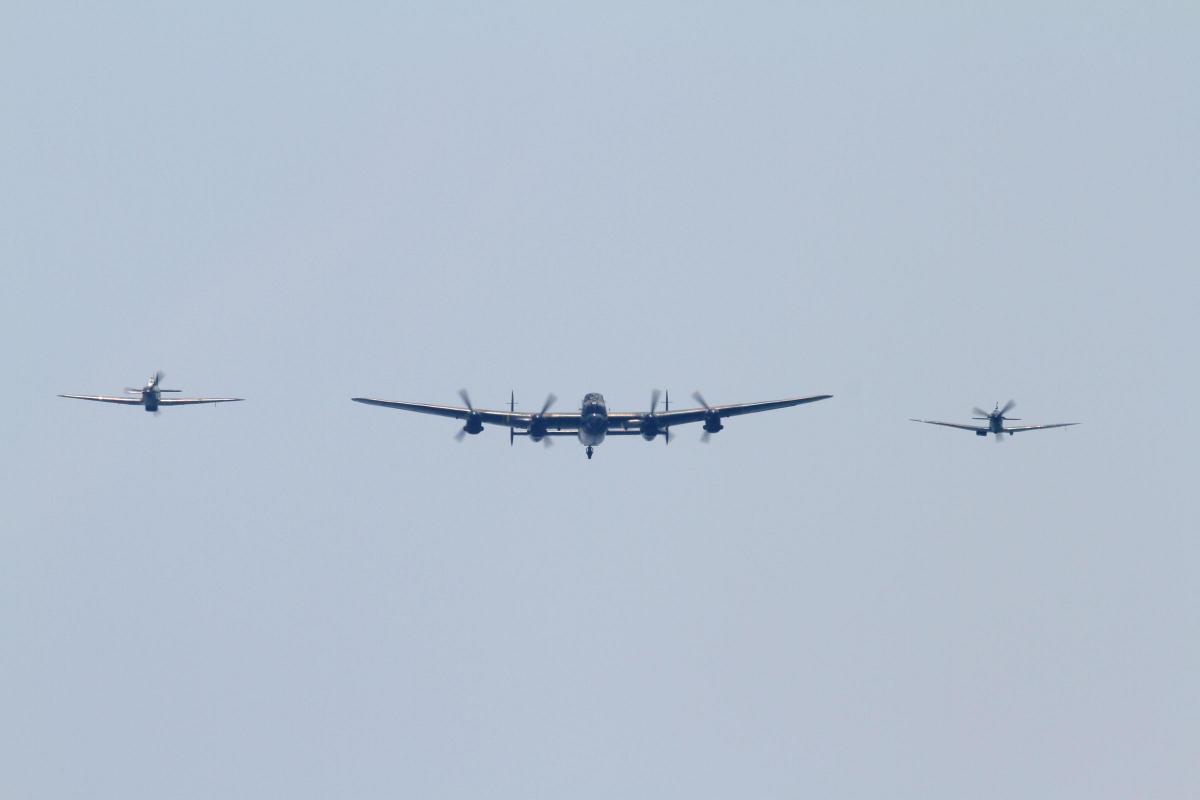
[156,397,244,405]
[58,394,142,405]
[909,418,990,433]
[1004,422,1080,433]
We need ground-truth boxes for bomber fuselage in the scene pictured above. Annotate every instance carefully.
[579,392,608,446]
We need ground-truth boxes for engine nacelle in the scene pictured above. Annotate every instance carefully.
[640,418,661,441]
[463,414,484,435]
[703,413,723,435]
[528,418,548,442]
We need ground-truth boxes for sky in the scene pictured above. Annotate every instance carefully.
[2,3,1197,798]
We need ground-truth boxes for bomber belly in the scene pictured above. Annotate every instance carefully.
[578,415,607,446]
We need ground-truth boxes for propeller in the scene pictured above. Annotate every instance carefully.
[693,391,720,442]
[638,393,676,448]
[531,393,557,447]
[454,389,481,441]
[972,406,990,419]
[137,372,184,393]
[999,399,1017,417]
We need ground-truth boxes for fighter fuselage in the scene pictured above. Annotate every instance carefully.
[139,374,161,411]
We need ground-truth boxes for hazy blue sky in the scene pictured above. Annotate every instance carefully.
[3,3,1197,798]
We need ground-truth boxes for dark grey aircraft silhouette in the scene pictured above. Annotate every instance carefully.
[910,400,1078,441]
[59,371,244,413]
[353,390,832,459]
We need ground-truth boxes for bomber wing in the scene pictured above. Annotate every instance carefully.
[637,394,833,428]
[909,419,990,433]
[351,398,581,429]
[58,394,142,405]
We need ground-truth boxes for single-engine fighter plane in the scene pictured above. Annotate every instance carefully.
[352,389,832,459]
[59,371,244,413]
[909,400,1078,441]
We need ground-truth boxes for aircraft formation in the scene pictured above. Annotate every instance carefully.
[60,371,1080,459]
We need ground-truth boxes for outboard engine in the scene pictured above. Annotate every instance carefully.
[703,412,723,435]
[456,390,485,437]
[693,392,724,439]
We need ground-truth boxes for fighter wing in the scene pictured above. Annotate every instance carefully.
[156,397,244,405]
[58,394,142,405]
[909,419,990,433]
[644,394,833,428]
[1005,423,1080,433]
[350,398,568,428]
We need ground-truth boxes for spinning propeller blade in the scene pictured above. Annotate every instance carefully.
[693,391,715,442]
[454,389,476,441]
[536,393,556,447]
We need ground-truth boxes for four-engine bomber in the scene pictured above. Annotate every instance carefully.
[352,389,833,459]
